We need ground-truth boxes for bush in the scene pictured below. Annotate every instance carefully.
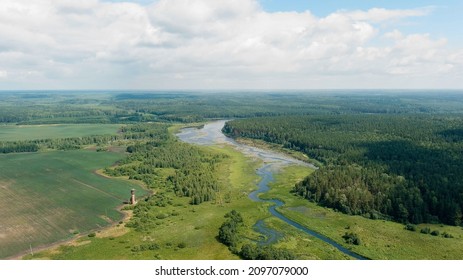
[431,230,440,236]
[156,213,169,219]
[177,242,187,249]
[239,244,295,260]
[342,232,361,245]
[442,232,454,238]
[404,224,417,232]
[148,243,160,250]
[88,232,96,238]
[218,210,244,247]
[420,227,431,234]
[131,243,160,252]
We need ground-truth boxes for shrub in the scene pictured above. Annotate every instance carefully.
[218,210,244,247]
[131,246,140,252]
[442,232,454,238]
[431,230,440,236]
[342,232,361,245]
[404,224,417,232]
[156,213,169,219]
[88,232,96,238]
[239,244,295,260]
[148,243,160,250]
[420,227,431,234]
[131,243,160,252]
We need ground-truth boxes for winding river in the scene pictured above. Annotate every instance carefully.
[177,120,366,260]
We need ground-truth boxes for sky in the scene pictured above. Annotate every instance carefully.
[0,0,462,90]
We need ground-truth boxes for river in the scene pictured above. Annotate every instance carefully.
[177,120,366,260]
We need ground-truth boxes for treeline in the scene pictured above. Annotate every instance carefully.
[217,210,295,260]
[224,115,463,225]
[0,141,39,153]
[106,123,227,205]
[0,135,121,154]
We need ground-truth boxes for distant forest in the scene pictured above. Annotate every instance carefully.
[2,90,463,125]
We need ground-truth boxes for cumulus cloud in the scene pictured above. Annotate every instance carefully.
[0,0,461,89]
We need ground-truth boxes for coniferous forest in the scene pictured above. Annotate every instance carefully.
[223,114,463,225]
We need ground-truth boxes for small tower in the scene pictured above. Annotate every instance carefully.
[130,189,136,205]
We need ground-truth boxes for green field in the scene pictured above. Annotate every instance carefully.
[0,124,122,141]
[0,149,147,259]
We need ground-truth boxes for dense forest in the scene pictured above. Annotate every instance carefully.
[223,115,463,225]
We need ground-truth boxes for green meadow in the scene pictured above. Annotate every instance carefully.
[0,124,121,141]
[0,150,146,259]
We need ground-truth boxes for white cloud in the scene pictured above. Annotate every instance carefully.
[0,0,461,89]
[0,70,7,79]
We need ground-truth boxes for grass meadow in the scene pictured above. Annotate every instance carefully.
[0,150,146,259]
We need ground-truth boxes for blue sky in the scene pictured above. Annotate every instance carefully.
[261,0,456,14]
[1,0,462,89]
